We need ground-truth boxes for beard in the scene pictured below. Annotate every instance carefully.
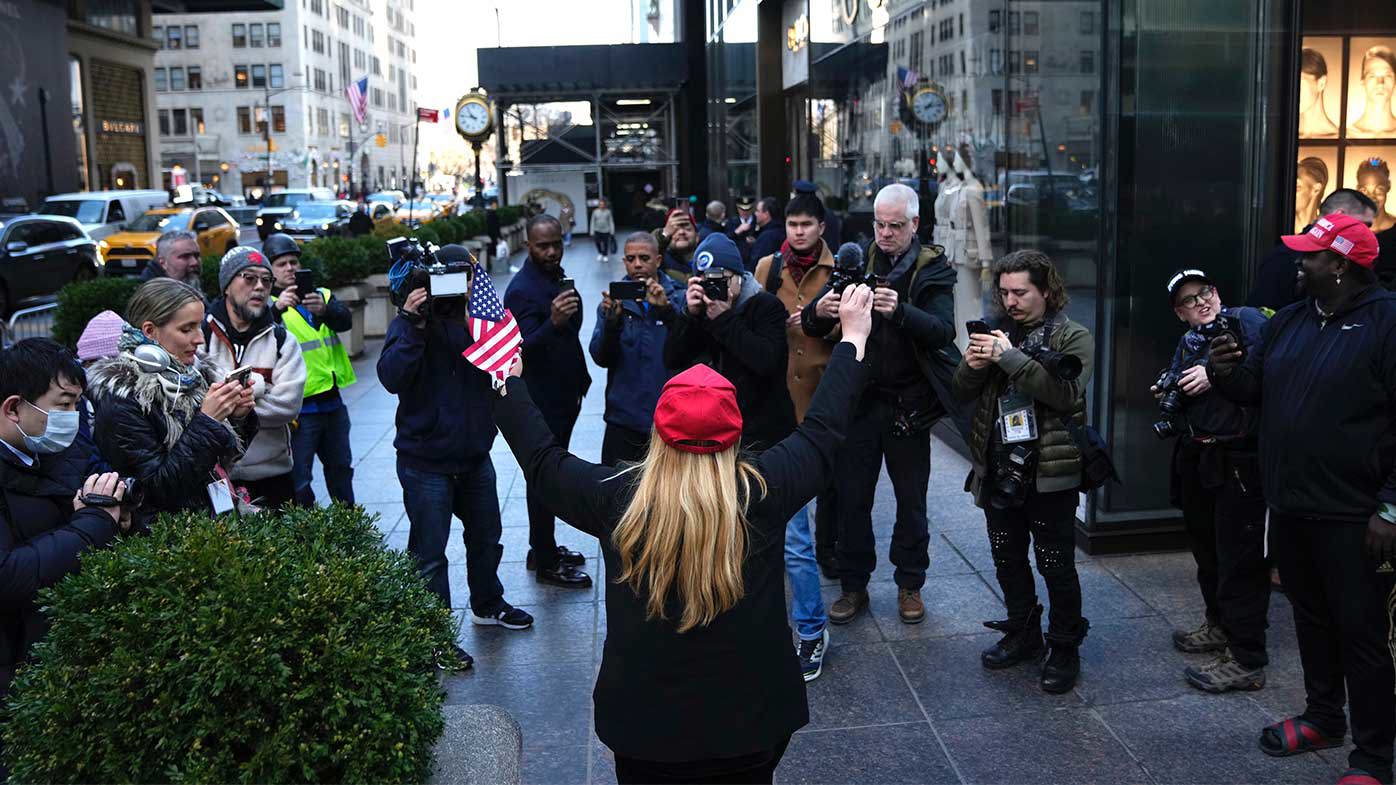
[232,298,265,324]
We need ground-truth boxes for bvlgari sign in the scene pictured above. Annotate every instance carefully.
[100,119,144,136]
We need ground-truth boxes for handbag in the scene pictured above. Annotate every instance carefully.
[1059,415,1118,491]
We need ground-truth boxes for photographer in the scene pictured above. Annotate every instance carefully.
[1209,214,1396,782]
[0,340,131,777]
[264,234,358,507]
[951,250,1092,694]
[502,215,592,589]
[378,243,532,669]
[589,232,682,465]
[1155,270,1271,694]
[801,183,959,627]
[655,207,701,286]
[200,247,307,508]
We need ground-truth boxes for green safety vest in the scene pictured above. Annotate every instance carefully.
[282,287,357,397]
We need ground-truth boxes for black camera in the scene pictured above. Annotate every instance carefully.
[827,266,882,294]
[701,270,730,302]
[1024,347,1083,381]
[989,444,1038,509]
[1197,313,1244,358]
[1151,368,1189,439]
[80,477,140,508]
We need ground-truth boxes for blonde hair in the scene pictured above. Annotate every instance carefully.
[612,431,768,633]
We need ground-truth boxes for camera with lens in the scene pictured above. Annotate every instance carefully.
[701,269,730,302]
[827,266,883,294]
[1151,368,1190,440]
[80,477,141,509]
[387,237,473,320]
[989,444,1038,509]
[1023,347,1083,381]
[1197,313,1244,358]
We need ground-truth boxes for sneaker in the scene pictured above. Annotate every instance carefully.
[1172,620,1228,653]
[471,604,535,630]
[897,587,925,624]
[439,643,474,672]
[1184,649,1266,693]
[797,627,830,682]
[828,590,869,624]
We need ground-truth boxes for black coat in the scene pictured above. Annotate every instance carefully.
[503,259,592,430]
[87,355,258,518]
[747,223,786,273]
[492,342,868,762]
[0,445,119,701]
[663,287,797,452]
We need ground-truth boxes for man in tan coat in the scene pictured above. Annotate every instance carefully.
[753,192,840,581]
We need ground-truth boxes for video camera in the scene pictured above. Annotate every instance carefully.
[387,237,473,319]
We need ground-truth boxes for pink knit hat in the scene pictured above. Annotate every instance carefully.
[76,310,127,363]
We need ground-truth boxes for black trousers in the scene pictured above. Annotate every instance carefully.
[814,483,838,561]
[834,399,931,592]
[1269,513,1396,781]
[614,739,790,785]
[983,487,1086,640]
[527,407,579,571]
[240,472,296,510]
[1175,442,1271,667]
[601,422,649,466]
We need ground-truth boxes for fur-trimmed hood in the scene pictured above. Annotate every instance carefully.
[86,351,239,451]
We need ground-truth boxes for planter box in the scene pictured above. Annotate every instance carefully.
[362,273,392,339]
[332,284,367,359]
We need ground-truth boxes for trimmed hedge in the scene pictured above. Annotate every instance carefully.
[2,505,458,783]
[50,276,142,348]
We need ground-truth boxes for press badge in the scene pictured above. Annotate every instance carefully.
[997,390,1039,444]
[207,478,235,515]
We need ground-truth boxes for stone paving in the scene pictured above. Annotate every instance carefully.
[318,235,1350,784]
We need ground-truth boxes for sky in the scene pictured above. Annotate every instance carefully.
[413,0,642,168]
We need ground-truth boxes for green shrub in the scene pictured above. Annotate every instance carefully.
[51,277,142,347]
[200,254,223,300]
[299,237,372,289]
[497,206,523,225]
[408,225,442,248]
[433,218,463,245]
[2,505,457,783]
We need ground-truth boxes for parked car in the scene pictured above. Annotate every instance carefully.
[365,190,406,209]
[395,200,437,228]
[425,193,456,216]
[100,206,240,275]
[255,188,335,240]
[366,201,398,229]
[40,190,170,243]
[0,215,101,315]
[281,200,356,243]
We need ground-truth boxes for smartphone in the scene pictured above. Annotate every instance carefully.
[701,271,729,302]
[224,366,255,386]
[610,280,646,302]
[294,269,316,295]
[559,277,576,294]
[966,319,993,336]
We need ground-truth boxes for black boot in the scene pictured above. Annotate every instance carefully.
[981,604,1045,670]
[1040,620,1089,694]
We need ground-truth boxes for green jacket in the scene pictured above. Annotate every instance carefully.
[951,314,1094,501]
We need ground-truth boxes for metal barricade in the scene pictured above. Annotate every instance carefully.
[1,302,59,348]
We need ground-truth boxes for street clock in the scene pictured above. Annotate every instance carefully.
[911,85,948,125]
[454,91,494,142]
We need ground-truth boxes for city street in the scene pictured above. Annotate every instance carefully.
[317,235,1348,785]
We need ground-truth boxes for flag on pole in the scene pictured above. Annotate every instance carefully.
[462,263,522,389]
[897,66,919,89]
[346,76,369,125]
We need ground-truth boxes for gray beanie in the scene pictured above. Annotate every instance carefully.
[218,246,272,292]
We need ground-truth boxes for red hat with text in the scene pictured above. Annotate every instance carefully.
[1281,213,1379,268]
[653,364,743,455]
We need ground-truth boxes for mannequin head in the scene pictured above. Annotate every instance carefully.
[1295,157,1328,229]
[1298,48,1329,115]
[1356,157,1391,219]
[1361,46,1396,109]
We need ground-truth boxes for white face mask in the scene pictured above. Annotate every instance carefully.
[17,400,80,454]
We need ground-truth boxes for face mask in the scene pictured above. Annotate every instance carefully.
[17,400,80,454]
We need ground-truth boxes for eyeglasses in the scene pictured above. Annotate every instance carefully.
[873,220,909,232]
[1178,285,1216,309]
[237,271,274,288]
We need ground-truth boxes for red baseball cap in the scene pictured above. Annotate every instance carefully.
[653,364,743,454]
[1282,213,1379,268]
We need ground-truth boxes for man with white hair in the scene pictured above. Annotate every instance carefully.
[141,230,204,289]
[699,200,727,239]
[802,182,961,626]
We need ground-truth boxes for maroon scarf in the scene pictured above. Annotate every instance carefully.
[780,239,823,286]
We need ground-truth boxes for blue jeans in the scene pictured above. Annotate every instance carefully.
[397,458,505,615]
[291,405,355,506]
[785,504,827,641]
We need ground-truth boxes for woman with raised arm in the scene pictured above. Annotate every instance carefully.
[492,285,875,785]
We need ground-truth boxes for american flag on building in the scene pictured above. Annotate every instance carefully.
[462,263,522,389]
[897,66,920,89]
[346,76,369,125]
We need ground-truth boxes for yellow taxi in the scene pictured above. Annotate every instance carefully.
[99,206,240,274]
[367,201,399,230]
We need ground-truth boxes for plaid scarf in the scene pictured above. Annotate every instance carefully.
[780,239,823,285]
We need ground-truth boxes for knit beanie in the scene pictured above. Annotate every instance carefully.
[76,310,126,363]
[218,246,271,293]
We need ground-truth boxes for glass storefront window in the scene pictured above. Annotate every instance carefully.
[70,56,90,191]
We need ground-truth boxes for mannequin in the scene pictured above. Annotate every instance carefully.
[948,145,993,352]
[932,153,962,251]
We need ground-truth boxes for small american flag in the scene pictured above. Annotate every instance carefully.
[462,263,521,389]
[346,76,369,125]
[898,66,919,89]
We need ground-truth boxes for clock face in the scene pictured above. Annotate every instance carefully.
[456,100,490,137]
[912,89,947,124]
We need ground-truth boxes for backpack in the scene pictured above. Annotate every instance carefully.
[763,252,784,294]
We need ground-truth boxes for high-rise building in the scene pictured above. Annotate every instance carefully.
[153,0,420,198]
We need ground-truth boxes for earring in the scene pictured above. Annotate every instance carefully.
[1336,275,1342,286]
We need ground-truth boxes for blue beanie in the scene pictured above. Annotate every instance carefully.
[693,233,745,276]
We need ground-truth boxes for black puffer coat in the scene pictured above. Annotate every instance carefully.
[86,353,257,518]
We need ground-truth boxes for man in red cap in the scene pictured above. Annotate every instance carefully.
[1210,213,1396,784]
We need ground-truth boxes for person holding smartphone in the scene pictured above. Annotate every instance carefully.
[264,234,359,507]
[589,232,683,465]
[502,214,593,588]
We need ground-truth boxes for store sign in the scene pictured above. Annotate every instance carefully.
[786,12,809,53]
[100,119,144,136]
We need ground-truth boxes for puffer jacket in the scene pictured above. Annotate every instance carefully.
[952,313,1094,501]
[87,353,258,518]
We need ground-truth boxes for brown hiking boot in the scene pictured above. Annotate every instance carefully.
[898,588,925,624]
[829,590,869,624]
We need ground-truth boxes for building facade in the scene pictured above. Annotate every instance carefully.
[153,0,420,198]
